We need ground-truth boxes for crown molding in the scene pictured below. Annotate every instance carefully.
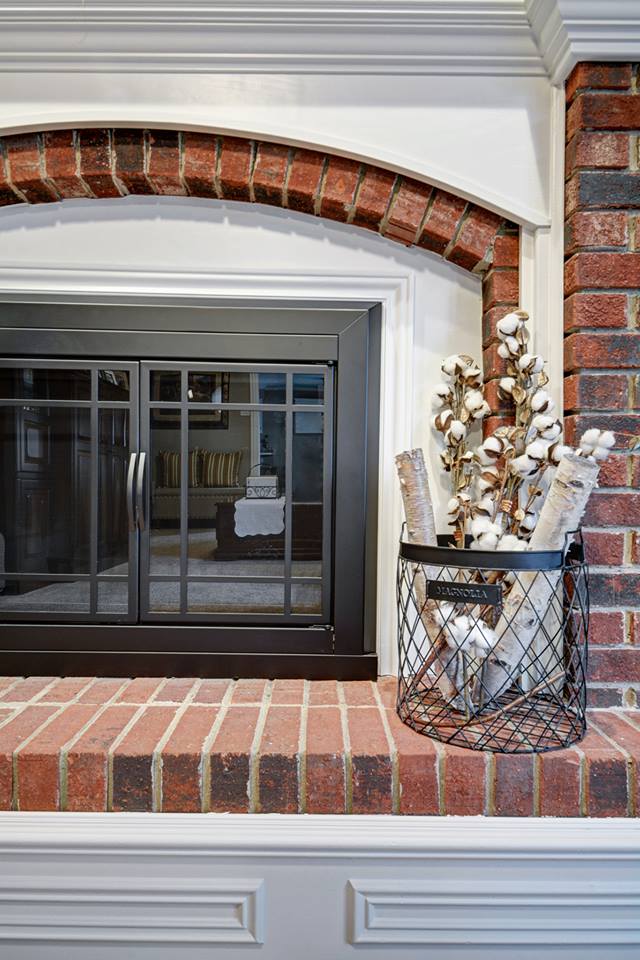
[0,2,637,78]
[527,0,640,83]
[0,1,546,76]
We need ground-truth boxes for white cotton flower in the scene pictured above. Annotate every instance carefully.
[474,496,495,516]
[578,427,601,454]
[510,453,537,477]
[451,615,495,659]
[432,410,453,432]
[550,443,572,464]
[517,353,544,375]
[447,497,461,515]
[503,335,520,356]
[593,433,616,461]
[462,365,482,385]
[458,491,471,504]
[496,312,522,338]
[531,389,554,413]
[525,439,548,462]
[464,389,485,413]
[477,468,500,494]
[434,602,455,628]
[475,400,491,420]
[532,414,554,432]
[519,512,537,532]
[580,429,615,461]
[476,531,499,550]
[497,342,511,360]
[470,517,502,539]
[498,376,516,395]
[431,385,452,410]
[446,420,467,443]
[497,534,528,552]
[442,354,465,376]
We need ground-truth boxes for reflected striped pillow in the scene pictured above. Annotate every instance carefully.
[201,450,242,488]
[157,450,202,488]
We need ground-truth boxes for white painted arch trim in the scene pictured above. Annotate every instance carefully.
[1,814,639,956]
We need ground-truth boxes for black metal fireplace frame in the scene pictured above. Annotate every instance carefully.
[0,298,380,679]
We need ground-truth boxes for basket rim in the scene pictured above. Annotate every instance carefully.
[398,538,578,571]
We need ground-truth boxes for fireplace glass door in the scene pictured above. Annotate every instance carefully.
[0,359,333,626]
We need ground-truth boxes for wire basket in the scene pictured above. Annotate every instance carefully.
[397,533,589,753]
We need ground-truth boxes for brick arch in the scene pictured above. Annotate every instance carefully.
[0,127,519,385]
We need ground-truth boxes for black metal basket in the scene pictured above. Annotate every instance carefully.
[397,533,589,753]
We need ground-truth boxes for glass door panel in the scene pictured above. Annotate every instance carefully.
[140,362,333,624]
[0,361,138,622]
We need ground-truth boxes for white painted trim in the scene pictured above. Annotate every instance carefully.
[527,0,640,84]
[1,1,639,82]
[1,814,638,955]
[0,264,413,677]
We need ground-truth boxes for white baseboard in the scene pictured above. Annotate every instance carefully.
[1,813,638,959]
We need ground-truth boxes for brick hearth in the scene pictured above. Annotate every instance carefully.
[0,676,638,817]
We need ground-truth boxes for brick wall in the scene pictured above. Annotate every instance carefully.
[565,63,640,709]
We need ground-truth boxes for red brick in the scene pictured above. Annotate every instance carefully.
[376,676,397,709]
[161,706,217,812]
[182,130,217,198]
[352,166,396,231]
[0,677,55,702]
[581,727,628,816]
[383,177,431,245]
[0,156,21,207]
[491,233,520,268]
[565,253,640,294]
[146,129,185,195]
[632,610,640,642]
[589,687,624,708]
[193,679,232,704]
[113,129,153,195]
[341,681,377,706]
[418,190,467,256]
[347,706,392,813]
[442,744,486,815]
[566,132,630,172]
[16,704,100,810]
[583,530,625,565]
[232,679,268,704]
[584,492,640,527]
[598,453,630,488]
[305,706,345,813]
[218,136,253,201]
[386,709,439,815]
[153,678,197,702]
[566,212,628,254]
[252,141,289,206]
[447,206,503,271]
[568,94,640,140]
[270,679,305,704]
[482,268,519,309]
[286,148,325,214]
[0,679,19,697]
[4,133,57,203]
[111,706,176,811]
[493,753,534,816]
[589,648,640,684]
[307,680,339,706]
[0,706,57,808]
[482,304,515,345]
[537,748,582,816]
[590,571,640,608]
[564,292,628,331]
[563,413,639,448]
[37,677,93,702]
[258,705,300,813]
[77,128,121,198]
[565,332,638,370]
[633,532,640,564]
[115,677,164,703]
[564,373,628,411]
[65,704,138,811]
[42,130,88,199]
[320,155,361,222]
[208,705,258,812]
[77,678,127,704]
[566,63,633,102]
[590,711,640,814]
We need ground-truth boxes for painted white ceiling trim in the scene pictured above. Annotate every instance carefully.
[0,1,637,79]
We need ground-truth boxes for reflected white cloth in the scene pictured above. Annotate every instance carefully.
[234,497,285,537]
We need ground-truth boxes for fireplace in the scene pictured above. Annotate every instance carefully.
[0,300,380,678]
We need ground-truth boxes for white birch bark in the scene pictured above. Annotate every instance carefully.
[395,449,459,702]
[481,453,599,704]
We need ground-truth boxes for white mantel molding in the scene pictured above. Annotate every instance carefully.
[0,1,638,80]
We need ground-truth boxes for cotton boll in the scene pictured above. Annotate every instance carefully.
[497,342,511,360]
[532,414,555,433]
[550,443,572,464]
[498,376,516,396]
[510,454,538,477]
[477,531,499,550]
[517,353,544,375]
[447,497,461,515]
[578,427,601,453]
[446,420,467,442]
[599,431,615,449]
[464,389,485,413]
[433,410,453,432]
[474,400,491,420]
[496,312,522,338]
[519,512,537,532]
[431,384,452,410]
[442,354,465,377]
[525,439,548,462]
[497,534,528,551]
[474,496,495,516]
[503,335,520,356]
[531,389,554,413]
[434,602,455,628]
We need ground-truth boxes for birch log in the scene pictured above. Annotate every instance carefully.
[395,449,458,702]
[481,453,599,703]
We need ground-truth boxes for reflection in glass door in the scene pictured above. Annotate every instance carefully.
[140,363,333,623]
[0,361,139,621]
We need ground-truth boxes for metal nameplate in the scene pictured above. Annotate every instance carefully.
[427,579,501,607]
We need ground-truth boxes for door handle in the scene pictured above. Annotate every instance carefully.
[136,451,147,531]
[126,452,138,533]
